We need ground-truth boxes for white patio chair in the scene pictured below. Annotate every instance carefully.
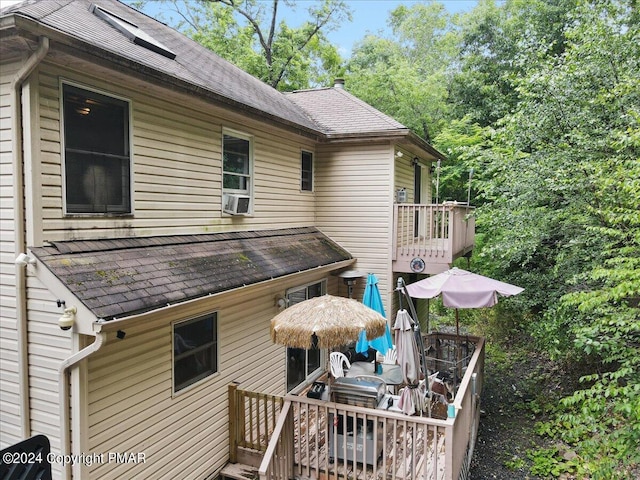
[329,352,351,378]
[382,346,397,364]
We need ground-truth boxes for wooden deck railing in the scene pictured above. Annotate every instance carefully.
[228,384,284,465]
[255,336,485,480]
[393,203,475,272]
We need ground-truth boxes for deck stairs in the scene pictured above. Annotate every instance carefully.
[220,445,263,480]
[220,462,259,480]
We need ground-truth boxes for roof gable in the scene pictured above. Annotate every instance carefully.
[30,228,352,320]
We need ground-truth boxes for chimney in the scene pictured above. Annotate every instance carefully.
[334,78,345,89]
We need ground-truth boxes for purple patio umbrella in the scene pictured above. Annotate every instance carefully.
[404,267,524,336]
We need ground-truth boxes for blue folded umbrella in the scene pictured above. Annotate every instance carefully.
[356,273,393,356]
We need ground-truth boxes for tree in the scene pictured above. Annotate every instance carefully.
[451,0,579,126]
[345,2,458,143]
[132,0,351,90]
[470,0,639,474]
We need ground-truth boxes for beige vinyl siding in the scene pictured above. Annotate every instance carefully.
[25,275,73,479]
[394,153,416,203]
[34,64,317,241]
[391,154,433,323]
[315,142,395,310]
[87,273,329,479]
[0,59,22,449]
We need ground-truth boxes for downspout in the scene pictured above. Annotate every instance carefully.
[11,35,50,440]
[59,332,107,480]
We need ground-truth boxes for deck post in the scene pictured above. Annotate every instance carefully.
[444,422,455,480]
[229,383,239,463]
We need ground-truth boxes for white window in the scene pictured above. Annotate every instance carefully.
[301,150,313,192]
[286,281,326,392]
[62,83,131,215]
[223,132,252,194]
[173,313,218,392]
[222,131,253,215]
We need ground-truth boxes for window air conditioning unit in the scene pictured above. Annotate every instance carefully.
[223,194,250,215]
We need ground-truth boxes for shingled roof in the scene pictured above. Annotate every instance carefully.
[1,0,319,133]
[30,228,352,320]
[287,85,446,159]
[287,86,407,137]
[2,0,445,156]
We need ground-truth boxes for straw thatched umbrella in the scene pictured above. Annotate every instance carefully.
[270,294,387,349]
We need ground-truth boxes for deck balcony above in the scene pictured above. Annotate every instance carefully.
[393,203,475,275]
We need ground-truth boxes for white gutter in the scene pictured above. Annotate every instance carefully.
[11,35,50,440]
[58,332,107,480]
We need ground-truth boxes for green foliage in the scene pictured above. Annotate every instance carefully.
[470,0,640,475]
[345,1,459,142]
[451,0,579,126]
[133,0,350,90]
[526,446,573,477]
[432,116,485,203]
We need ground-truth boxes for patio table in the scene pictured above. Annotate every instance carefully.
[345,361,404,391]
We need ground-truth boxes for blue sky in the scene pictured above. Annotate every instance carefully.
[288,1,478,55]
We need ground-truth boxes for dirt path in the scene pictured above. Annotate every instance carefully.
[469,348,552,479]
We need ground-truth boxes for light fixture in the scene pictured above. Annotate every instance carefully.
[337,270,363,299]
[15,253,36,266]
[58,306,77,331]
[116,330,126,340]
[395,151,403,158]
[412,157,419,166]
[275,295,288,309]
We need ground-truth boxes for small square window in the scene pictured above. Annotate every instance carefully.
[173,314,218,392]
[301,151,313,192]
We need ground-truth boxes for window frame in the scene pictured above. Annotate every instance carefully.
[285,280,327,393]
[222,128,254,202]
[60,80,133,216]
[301,150,314,192]
[172,312,219,395]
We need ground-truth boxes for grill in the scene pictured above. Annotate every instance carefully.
[328,377,387,466]
[330,377,386,408]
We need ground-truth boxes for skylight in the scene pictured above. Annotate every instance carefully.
[91,4,176,60]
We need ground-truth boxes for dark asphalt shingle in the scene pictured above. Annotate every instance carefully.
[30,227,352,320]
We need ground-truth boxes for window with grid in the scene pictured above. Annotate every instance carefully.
[223,133,252,194]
